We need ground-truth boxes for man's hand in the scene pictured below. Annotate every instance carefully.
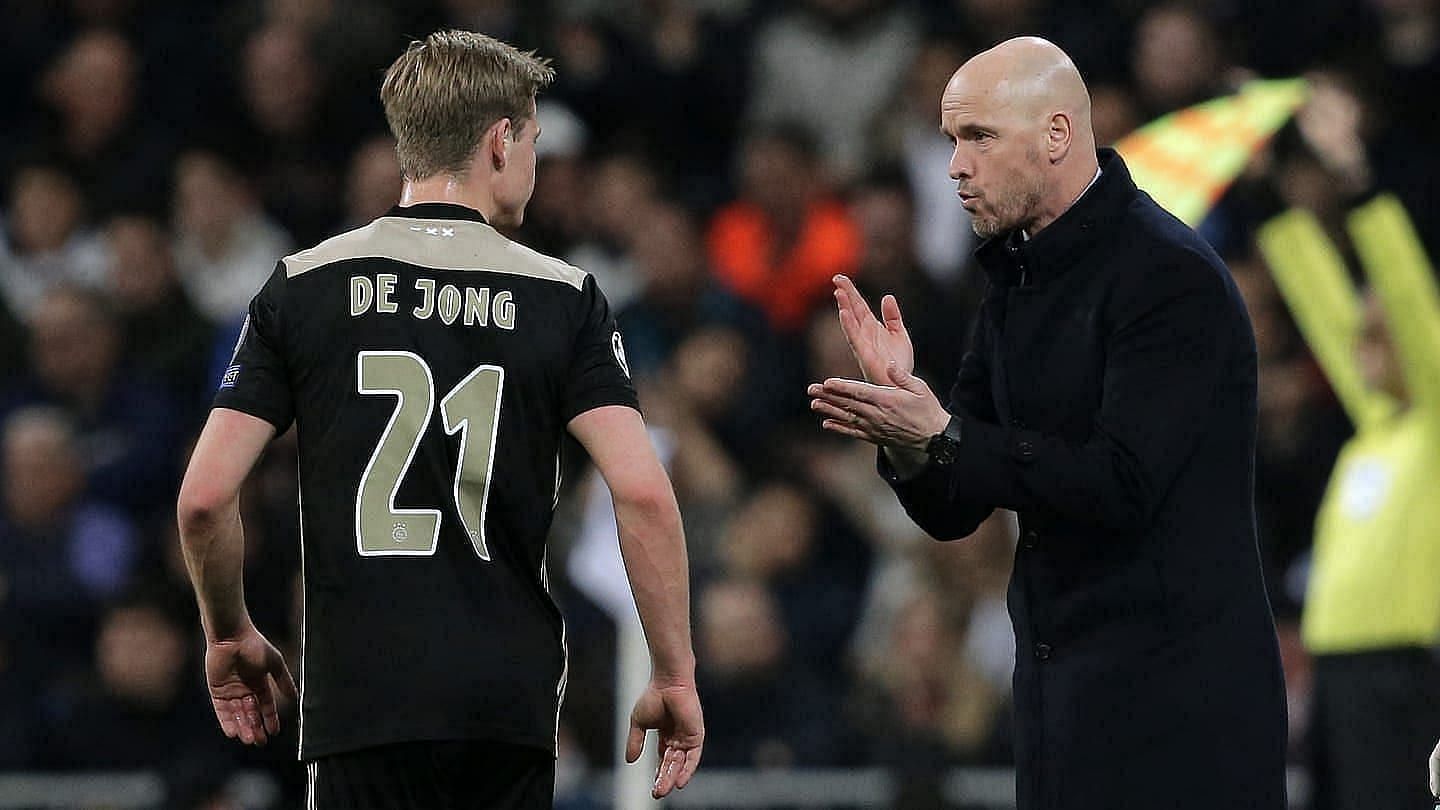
[808,362,950,448]
[205,625,298,747]
[627,679,704,799]
[833,275,914,383]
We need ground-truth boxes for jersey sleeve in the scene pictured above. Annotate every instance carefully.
[561,274,640,422]
[212,263,295,431]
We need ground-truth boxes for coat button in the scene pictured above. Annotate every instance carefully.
[1015,440,1036,461]
[1022,530,1038,550]
[1035,642,1053,661]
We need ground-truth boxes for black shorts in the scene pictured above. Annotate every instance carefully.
[305,740,555,809]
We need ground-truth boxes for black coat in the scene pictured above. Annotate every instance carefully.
[883,151,1287,809]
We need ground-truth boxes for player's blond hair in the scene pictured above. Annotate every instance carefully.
[380,30,554,181]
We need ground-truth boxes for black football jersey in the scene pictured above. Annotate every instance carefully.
[213,203,638,760]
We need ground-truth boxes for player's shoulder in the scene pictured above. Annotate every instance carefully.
[279,215,591,293]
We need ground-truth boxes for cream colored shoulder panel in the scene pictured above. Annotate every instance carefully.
[282,217,588,290]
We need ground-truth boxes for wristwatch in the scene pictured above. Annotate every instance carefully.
[925,415,963,466]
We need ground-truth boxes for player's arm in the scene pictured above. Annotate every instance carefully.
[1348,195,1440,420]
[1259,209,1393,430]
[569,405,702,798]
[177,407,297,746]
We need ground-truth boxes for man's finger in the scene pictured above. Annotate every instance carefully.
[675,744,702,789]
[242,695,267,746]
[625,722,646,764]
[258,677,281,736]
[214,701,239,738]
[810,398,856,424]
[833,275,876,322]
[1429,737,1439,796]
[653,746,680,798]
[822,419,879,444]
[822,377,896,403]
[880,294,906,333]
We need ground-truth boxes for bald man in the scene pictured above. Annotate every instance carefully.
[810,39,1287,810]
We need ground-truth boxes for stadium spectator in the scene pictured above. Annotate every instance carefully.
[3,286,182,517]
[229,24,345,244]
[693,578,841,767]
[566,151,660,311]
[31,29,175,212]
[0,162,107,318]
[747,0,919,181]
[872,38,976,284]
[339,134,402,232]
[707,126,863,335]
[0,407,136,677]
[1130,4,1230,116]
[43,599,234,793]
[171,148,294,324]
[720,481,871,677]
[618,201,770,380]
[849,172,974,385]
[104,212,217,411]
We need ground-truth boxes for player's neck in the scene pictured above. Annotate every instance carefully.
[399,175,497,222]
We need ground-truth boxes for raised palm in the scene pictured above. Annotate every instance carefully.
[833,275,914,383]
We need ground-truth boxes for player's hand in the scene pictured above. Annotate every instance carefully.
[626,679,703,799]
[205,625,298,747]
[832,275,914,384]
[809,362,950,449]
[1429,736,1439,799]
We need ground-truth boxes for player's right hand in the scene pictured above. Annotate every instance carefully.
[832,275,915,384]
[626,679,703,799]
[205,625,299,747]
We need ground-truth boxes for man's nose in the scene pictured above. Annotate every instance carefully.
[949,144,972,181]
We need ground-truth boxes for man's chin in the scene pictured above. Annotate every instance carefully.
[971,217,1002,239]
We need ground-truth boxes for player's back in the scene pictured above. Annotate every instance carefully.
[215,202,636,759]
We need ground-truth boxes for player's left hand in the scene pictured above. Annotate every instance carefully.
[205,625,298,747]
[809,361,950,448]
[627,679,704,799]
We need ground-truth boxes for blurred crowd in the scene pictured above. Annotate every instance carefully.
[1,0,1438,807]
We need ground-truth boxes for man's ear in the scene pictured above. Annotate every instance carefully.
[1048,111,1073,164]
[489,117,513,171]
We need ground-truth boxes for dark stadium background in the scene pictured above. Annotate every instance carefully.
[0,0,1435,807]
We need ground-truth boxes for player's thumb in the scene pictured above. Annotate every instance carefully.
[625,719,646,763]
[887,360,920,391]
[268,647,300,703]
[881,295,906,332]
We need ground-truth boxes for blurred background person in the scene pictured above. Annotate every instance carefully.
[0,407,136,682]
[1,285,183,518]
[0,161,107,319]
[171,148,294,326]
[1264,199,1440,810]
[707,125,862,337]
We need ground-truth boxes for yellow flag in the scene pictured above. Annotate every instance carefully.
[1116,79,1309,226]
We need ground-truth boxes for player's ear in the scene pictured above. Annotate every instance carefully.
[488,118,512,171]
[1048,111,1073,164]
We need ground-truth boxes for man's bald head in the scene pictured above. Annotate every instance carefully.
[941,37,1100,238]
[948,37,1092,131]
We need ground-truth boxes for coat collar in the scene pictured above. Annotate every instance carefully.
[974,148,1136,286]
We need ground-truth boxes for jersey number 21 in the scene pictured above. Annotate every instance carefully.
[355,350,502,560]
